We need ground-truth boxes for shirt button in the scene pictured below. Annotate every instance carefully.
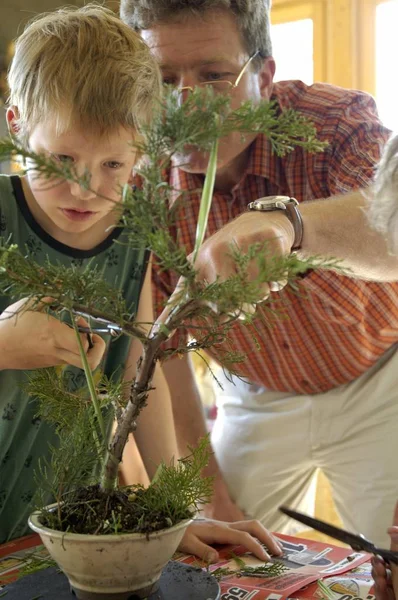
[282,342,290,350]
[301,379,310,387]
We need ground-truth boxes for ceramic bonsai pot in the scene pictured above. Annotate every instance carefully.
[29,509,192,600]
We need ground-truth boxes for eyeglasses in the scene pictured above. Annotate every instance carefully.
[176,51,261,95]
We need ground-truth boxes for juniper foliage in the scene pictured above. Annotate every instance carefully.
[0,87,333,531]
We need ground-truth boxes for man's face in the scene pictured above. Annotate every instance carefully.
[141,9,275,187]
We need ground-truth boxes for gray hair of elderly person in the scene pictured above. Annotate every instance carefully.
[120,0,272,68]
[369,135,398,255]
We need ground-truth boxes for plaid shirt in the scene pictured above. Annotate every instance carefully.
[152,80,398,394]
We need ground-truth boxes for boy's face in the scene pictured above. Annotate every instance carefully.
[13,115,137,248]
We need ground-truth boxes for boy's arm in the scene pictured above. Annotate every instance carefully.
[122,259,178,481]
[162,355,245,521]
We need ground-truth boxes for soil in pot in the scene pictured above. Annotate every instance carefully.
[41,484,191,535]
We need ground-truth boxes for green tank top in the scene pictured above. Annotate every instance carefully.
[0,175,148,542]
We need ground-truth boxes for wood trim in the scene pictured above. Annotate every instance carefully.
[356,0,383,95]
[325,0,357,88]
[313,1,327,83]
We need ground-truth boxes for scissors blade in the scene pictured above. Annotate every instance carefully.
[279,506,398,565]
[279,506,375,552]
[77,324,122,335]
[74,311,123,332]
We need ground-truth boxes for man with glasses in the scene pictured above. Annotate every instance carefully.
[121,0,398,545]
[176,50,260,94]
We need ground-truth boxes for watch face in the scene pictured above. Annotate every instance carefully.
[262,196,291,203]
[250,196,291,210]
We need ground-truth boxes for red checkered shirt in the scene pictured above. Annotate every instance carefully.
[152,80,398,394]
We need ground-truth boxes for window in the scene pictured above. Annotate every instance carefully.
[270,0,327,84]
[272,19,314,84]
[375,0,398,132]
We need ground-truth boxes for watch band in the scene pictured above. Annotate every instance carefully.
[247,197,303,251]
[284,199,303,251]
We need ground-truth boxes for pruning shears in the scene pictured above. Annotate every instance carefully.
[74,321,122,349]
[279,506,398,565]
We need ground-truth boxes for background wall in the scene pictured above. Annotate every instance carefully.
[0,0,119,58]
[1,0,82,56]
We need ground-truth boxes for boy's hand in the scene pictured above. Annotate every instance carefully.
[178,519,283,564]
[372,501,398,600]
[0,297,105,370]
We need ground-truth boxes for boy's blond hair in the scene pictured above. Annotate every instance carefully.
[8,4,161,143]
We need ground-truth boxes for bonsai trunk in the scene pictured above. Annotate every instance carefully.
[100,298,200,492]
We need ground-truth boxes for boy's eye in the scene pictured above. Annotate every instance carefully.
[52,154,74,164]
[105,161,123,169]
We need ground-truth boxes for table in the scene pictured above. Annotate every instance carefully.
[0,532,377,600]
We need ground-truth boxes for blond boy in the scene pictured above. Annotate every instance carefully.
[0,4,281,562]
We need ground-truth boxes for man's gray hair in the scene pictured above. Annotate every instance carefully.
[120,0,273,62]
[368,135,398,255]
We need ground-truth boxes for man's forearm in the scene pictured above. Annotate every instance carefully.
[299,191,398,280]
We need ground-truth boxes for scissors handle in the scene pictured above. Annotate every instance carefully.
[373,548,398,565]
[77,325,120,336]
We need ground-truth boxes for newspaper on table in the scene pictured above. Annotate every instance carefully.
[178,533,372,600]
[0,532,375,600]
[294,562,376,600]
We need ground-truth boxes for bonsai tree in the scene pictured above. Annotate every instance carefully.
[0,87,330,535]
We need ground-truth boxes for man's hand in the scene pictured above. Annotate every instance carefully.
[178,518,283,563]
[372,501,398,600]
[0,297,106,370]
[154,209,294,332]
[193,210,294,294]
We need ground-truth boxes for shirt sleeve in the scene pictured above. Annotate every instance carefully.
[298,91,398,324]
[325,91,391,194]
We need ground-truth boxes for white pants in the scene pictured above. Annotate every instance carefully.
[211,345,398,546]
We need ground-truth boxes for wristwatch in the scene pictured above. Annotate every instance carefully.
[247,196,303,250]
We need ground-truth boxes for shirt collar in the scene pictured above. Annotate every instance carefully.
[170,87,285,193]
[245,86,287,188]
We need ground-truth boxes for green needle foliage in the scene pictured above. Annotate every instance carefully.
[211,558,288,581]
[0,87,334,533]
[40,437,212,535]
[0,241,145,339]
[25,367,124,433]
